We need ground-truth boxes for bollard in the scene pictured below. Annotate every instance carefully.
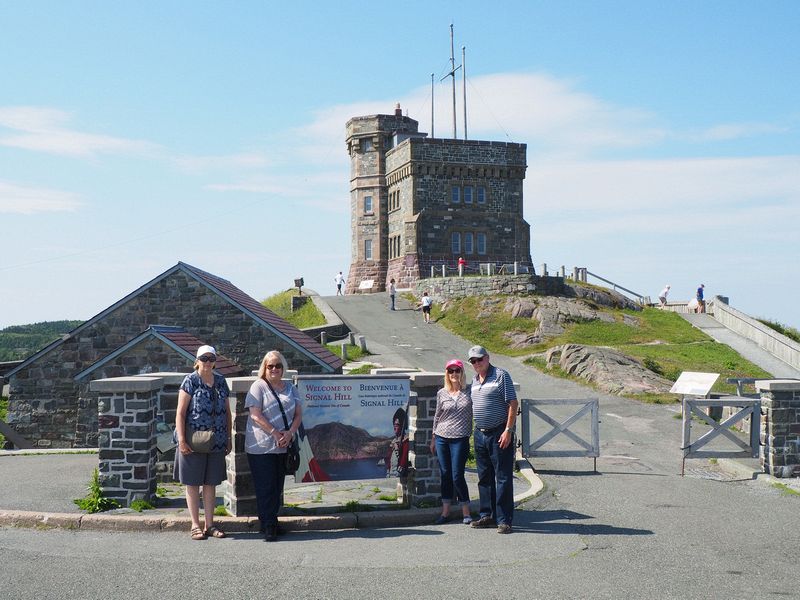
[542,263,548,276]
[358,335,367,352]
[459,264,463,277]
[560,266,566,278]
[430,265,435,278]
[320,331,327,345]
[441,264,446,278]
[349,332,356,345]
[341,343,348,361]
[514,261,519,275]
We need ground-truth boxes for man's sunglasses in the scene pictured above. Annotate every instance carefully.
[469,357,485,364]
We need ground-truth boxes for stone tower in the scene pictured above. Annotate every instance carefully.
[345,105,531,294]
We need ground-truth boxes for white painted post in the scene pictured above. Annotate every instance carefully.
[514,261,519,275]
[430,265,435,278]
[320,331,327,345]
[441,264,446,278]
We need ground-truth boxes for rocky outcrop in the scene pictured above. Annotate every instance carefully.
[564,283,641,311]
[306,421,390,460]
[544,344,672,395]
[502,297,634,348]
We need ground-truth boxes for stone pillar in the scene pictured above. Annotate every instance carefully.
[224,376,258,516]
[406,373,442,507]
[90,376,161,506]
[757,380,800,478]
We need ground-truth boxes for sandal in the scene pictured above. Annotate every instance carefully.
[205,525,226,539]
[190,526,207,540]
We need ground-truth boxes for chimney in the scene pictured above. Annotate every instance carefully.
[395,103,402,117]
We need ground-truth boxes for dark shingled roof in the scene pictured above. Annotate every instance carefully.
[179,262,343,372]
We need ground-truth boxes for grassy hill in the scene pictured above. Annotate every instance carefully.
[430,294,771,403]
[261,290,326,329]
[0,320,84,361]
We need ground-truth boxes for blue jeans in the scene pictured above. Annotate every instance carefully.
[247,452,286,529]
[435,435,470,504]
[474,426,514,525]
[390,294,396,310]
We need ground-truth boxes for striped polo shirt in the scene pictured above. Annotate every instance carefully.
[471,364,516,429]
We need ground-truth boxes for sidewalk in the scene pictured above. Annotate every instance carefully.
[0,449,543,533]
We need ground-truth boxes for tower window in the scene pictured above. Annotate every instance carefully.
[451,232,461,253]
[477,232,487,255]
[464,232,473,254]
[364,195,373,213]
[464,186,473,204]
[477,186,486,204]
[364,239,373,260]
[451,187,460,203]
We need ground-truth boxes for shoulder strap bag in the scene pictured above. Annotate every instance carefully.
[265,380,300,474]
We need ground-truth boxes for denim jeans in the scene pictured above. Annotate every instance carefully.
[435,435,470,504]
[247,452,286,529]
[473,426,514,525]
[390,294,396,310]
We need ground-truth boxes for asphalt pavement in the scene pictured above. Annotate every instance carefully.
[2,291,800,599]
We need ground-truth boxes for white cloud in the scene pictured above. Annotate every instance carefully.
[0,180,82,214]
[0,106,159,157]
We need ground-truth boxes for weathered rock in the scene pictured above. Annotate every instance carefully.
[564,284,641,311]
[545,344,672,395]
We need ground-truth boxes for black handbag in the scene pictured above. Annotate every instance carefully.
[266,380,300,474]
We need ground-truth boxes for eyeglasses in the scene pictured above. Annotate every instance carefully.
[198,355,216,363]
[469,356,485,364]
[446,368,462,374]
[266,363,284,370]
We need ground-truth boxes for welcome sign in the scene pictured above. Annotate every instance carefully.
[294,375,411,482]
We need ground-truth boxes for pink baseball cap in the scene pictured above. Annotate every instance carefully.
[445,359,464,370]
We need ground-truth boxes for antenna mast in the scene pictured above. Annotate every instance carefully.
[462,45,467,140]
[431,73,435,138]
[439,23,462,139]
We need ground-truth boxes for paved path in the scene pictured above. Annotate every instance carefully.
[681,313,800,378]
[3,292,800,599]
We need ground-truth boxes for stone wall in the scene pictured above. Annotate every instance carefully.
[405,373,441,506]
[416,273,565,302]
[8,269,330,448]
[91,376,159,506]
[757,380,800,478]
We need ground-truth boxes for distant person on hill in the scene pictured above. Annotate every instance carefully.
[696,284,706,313]
[430,359,473,525]
[334,271,345,296]
[458,256,467,274]
[658,285,671,307]
[418,290,433,324]
[389,278,396,311]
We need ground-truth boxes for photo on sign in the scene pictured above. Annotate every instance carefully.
[295,376,410,482]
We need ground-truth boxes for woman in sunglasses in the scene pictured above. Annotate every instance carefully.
[429,359,473,524]
[174,345,232,541]
[244,350,303,541]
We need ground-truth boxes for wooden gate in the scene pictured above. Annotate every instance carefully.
[681,397,760,475]
[519,399,600,471]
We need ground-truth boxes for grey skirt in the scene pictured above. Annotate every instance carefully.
[173,450,227,486]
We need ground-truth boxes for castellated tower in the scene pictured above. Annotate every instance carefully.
[346,104,531,294]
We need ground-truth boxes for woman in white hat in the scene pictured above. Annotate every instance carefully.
[174,345,232,540]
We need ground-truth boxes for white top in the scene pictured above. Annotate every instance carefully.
[244,379,300,454]
[421,296,433,308]
[334,273,345,285]
[659,286,670,298]
[389,282,396,295]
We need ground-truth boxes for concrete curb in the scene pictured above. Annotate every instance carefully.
[0,463,546,534]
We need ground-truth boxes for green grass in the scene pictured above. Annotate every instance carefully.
[325,343,371,361]
[432,296,539,357]
[262,289,326,329]
[0,320,84,361]
[340,500,372,512]
[0,395,7,446]
[346,363,378,375]
[378,493,398,502]
[771,482,800,497]
[437,297,771,404]
[130,499,155,512]
[757,319,800,344]
[213,505,229,516]
[73,468,121,513]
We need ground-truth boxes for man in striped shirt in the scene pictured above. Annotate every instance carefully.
[468,345,518,534]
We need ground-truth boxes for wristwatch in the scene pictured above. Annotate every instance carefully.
[505,427,514,433]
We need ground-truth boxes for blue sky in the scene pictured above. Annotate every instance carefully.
[1,1,798,330]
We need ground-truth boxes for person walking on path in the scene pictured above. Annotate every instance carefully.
[696,283,706,313]
[419,290,433,324]
[334,271,345,296]
[430,359,473,525]
[658,284,670,307]
[389,278,396,311]
[173,345,232,541]
[468,345,518,534]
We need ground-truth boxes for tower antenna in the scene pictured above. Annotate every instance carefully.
[431,73,435,138]
[439,23,461,139]
[462,45,467,140]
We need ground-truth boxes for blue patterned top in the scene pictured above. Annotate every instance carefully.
[180,371,230,452]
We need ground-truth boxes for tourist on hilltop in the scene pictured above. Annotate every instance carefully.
[458,256,467,274]
[418,290,433,324]
[174,345,232,541]
[389,278,397,311]
[430,359,473,525]
[334,271,345,296]
[244,350,303,542]
[468,345,518,534]
[696,284,706,313]
[658,284,671,307]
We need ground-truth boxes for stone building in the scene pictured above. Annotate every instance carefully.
[345,105,532,293]
[6,262,343,448]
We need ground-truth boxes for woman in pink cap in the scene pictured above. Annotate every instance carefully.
[429,358,473,524]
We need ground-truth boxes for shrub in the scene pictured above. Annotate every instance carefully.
[73,468,121,513]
